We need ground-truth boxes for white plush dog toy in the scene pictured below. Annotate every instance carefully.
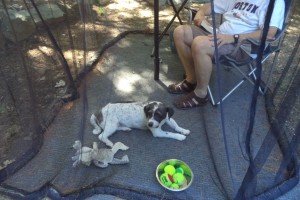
[72,140,129,168]
[90,101,190,147]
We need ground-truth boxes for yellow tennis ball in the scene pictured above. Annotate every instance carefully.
[164,165,176,175]
[173,173,185,186]
[160,173,173,187]
[158,162,167,172]
[170,183,179,189]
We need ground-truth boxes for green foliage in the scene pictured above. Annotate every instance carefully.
[97,6,105,15]
[94,0,106,15]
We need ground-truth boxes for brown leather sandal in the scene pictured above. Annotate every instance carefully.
[174,92,208,109]
[167,80,196,94]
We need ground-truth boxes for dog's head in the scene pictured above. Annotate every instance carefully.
[144,102,174,128]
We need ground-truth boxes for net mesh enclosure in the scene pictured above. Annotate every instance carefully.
[0,0,299,199]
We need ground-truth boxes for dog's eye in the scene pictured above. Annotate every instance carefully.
[154,111,165,122]
[146,111,153,118]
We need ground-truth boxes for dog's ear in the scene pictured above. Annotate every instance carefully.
[144,102,156,114]
[166,107,174,118]
[144,104,150,115]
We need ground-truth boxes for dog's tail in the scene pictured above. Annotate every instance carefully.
[90,113,103,135]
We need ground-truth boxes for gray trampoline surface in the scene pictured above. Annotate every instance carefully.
[1,33,299,200]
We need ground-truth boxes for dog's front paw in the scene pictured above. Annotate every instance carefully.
[176,127,190,135]
[181,129,190,135]
[177,134,186,141]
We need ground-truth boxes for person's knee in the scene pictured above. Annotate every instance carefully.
[173,25,192,42]
[173,25,185,41]
[191,37,211,56]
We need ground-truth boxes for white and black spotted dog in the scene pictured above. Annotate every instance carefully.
[90,101,190,147]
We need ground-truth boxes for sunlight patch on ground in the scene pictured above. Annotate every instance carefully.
[138,9,152,18]
[117,40,132,48]
[287,26,299,35]
[106,0,152,21]
[114,71,142,93]
[64,50,97,67]
[107,0,140,10]
[27,46,54,58]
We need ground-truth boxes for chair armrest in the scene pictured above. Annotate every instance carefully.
[243,23,287,47]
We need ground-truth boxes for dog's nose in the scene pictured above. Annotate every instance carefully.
[148,122,153,127]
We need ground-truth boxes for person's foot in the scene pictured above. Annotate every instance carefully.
[167,80,196,94]
[174,91,208,109]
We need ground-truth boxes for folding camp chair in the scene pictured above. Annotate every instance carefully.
[160,0,292,103]
[206,0,293,106]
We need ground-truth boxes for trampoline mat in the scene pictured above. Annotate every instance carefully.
[2,34,280,200]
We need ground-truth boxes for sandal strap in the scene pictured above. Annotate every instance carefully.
[167,80,196,94]
[174,92,208,109]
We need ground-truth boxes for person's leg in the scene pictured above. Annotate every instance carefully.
[191,35,214,98]
[167,25,198,94]
[171,25,237,109]
[173,35,214,109]
[172,24,196,83]
[174,38,239,109]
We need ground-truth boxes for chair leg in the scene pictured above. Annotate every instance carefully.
[248,64,264,94]
[207,86,216,106]
[230,63,264,95]
[209,64,266,106]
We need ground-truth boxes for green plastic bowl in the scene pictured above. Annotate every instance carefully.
[156,159,194,191]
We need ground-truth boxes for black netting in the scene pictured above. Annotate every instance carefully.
[0,0,299,199]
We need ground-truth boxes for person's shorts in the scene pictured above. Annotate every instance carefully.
[190,25,252,62]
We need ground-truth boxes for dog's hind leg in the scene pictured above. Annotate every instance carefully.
[90,114,102,135]
[166,118,190,135]
[98,122,118,147]
[98,133,114,147]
